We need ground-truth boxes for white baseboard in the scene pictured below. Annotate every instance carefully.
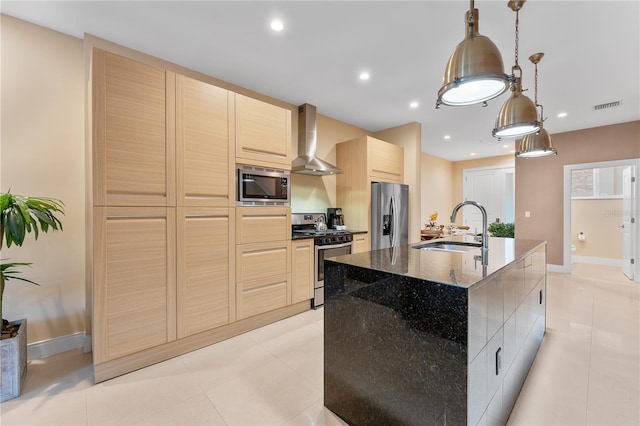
[27,331,91,361]
[547,264,569,273]
[572,256,623,267]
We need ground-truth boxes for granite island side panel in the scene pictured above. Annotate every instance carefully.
[323,237,547,426]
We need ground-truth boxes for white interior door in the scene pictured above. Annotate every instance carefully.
[622,166,635,280]
[463,167,514,233]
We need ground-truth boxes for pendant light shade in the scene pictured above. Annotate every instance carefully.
[515,52,558,158]
[437,4,509,106]
[516,127,557,157]
[492,0,539,139]
[492,72,540,138]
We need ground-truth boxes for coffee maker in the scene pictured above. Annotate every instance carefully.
[327,208,345,230]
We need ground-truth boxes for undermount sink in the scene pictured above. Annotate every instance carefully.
[413,241,481,253]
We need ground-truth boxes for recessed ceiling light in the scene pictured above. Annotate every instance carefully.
[557,112,568,118]
[503,144,509,148]
[270,20,284,31]
[410,101,419,108]
[511,150,516,153]
[443,135,451,140]
[359,72,370,81]
[470,153,476,156]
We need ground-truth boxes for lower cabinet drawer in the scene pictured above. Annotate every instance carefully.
[236,240,291,282]
[237,274,290,320]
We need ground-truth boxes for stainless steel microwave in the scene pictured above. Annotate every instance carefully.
[237,164,290,206]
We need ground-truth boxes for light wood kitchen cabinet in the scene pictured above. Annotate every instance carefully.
[236,240,291,283]
[235,93,291,169]
[93,207,176,363]
[236,274,290,320]
[93,49,175,207]
[176,75,235,207]
[337,136,404,246]
[177,207,235,339]
[90,45,308,383]
[351,233,370,254]
[236,207,291,244]
[291,239,314,303]
[368,137,404,183]
[235,206,293,318]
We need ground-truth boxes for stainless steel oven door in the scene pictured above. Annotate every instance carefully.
[314,241,352,308]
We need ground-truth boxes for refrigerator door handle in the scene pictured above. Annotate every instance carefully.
[389,195,394,248]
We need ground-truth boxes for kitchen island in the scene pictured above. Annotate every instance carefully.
[324,236,546,426]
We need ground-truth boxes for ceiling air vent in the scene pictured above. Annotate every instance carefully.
[593,100,621,111]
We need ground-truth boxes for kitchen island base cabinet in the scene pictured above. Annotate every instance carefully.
[323,241,546,426]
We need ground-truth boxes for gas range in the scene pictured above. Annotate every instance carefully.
[293,229,353,246]
[292,212,354,309]
[292,213,353,246]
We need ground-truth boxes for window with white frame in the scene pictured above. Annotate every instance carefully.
[571,166,624,199]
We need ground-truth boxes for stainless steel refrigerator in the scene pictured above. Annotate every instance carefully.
[371,182,409,250]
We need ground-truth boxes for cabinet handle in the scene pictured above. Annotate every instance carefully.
[539,289,543,304]
[495,347,502,376]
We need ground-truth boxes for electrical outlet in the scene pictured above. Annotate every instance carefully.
[525,211,531,218]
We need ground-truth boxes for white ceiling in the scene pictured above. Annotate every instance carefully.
[3,1,639,161]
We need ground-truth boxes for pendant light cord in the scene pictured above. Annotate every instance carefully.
[533,60,538,105]
[514,9,520,68]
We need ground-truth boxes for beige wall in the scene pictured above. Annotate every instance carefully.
[420,154,514,228]
[291,118,423,243]
[516,121,640,266]
[290,114,368,213]
[1,15,85,343]
[374,123,422,242]
[452,155,515,206]
[571,199,623,259]
[421,153,453,228]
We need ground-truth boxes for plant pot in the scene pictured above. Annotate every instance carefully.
[1,319,27,402]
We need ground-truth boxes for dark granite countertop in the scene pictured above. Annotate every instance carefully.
[291,234,315,241]
[327,236,545,289]
[291,230,368,240]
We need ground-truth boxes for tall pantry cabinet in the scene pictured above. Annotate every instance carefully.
[91,49,235,381]
[89,44,304,382]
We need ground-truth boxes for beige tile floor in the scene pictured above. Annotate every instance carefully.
[1,263,638,425]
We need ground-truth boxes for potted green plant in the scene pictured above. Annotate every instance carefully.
[0,191,64,401]
[487,222,515,238]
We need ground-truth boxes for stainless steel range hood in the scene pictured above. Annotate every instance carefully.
[291,104,343,176]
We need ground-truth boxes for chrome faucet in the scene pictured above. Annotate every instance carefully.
[450,201,489,260]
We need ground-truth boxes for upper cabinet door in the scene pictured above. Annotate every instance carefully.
[93,49,175,207]
[235,94,291,169]
[176,75,234,207]
[368,137,404,183]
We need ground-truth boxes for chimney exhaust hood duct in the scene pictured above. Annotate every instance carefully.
[291,104,343,176]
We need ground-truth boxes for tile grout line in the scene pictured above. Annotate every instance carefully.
[583,277,596,426]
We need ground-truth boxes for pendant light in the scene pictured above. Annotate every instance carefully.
[436,0,509,107]
[492,0,540,139]
[516,53,558,158]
